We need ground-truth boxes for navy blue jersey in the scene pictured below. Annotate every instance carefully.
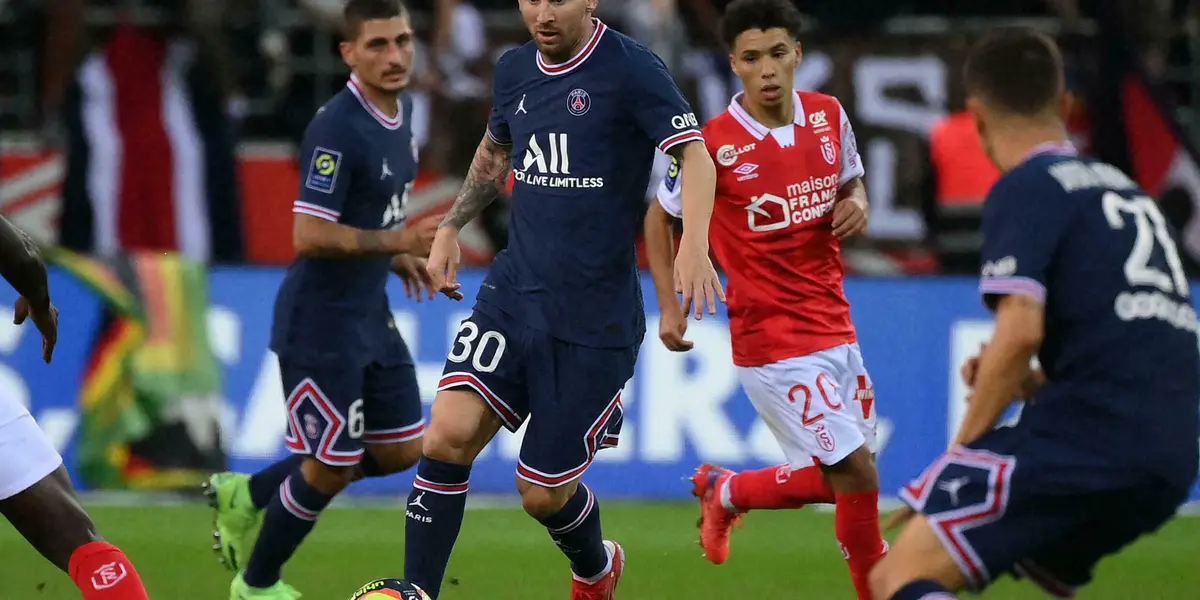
[271,75,419,365]
[979,143,1200,489]
[477,20,703,348]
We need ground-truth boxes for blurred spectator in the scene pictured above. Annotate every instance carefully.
[923,111,1000,274]
[44,0,244,262]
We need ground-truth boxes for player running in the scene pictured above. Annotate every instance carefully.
[869,29,1200,600]
[204,2,442,599]
[646,1,886,598]
[402,0,724,598]
[0,215,150,599]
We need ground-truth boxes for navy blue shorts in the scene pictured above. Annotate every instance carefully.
[438,308,633,487]
[901,427,1188,596]
[281,360,425,467]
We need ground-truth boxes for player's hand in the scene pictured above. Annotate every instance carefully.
[399,214,441,257]
[674,244,725,320]
[831,196,868,239]
[14,296,57,363]
[658,307,694,352]
[426,227,464,301]
[961,343,987,389]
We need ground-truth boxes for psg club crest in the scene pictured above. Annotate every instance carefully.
[820,136,836,165]
[567,88,591,116]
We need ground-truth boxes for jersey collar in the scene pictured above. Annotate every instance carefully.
[1024,141,1077,160]
[727,91,805,140]
[536,19,607,76]
[347,74,403,130]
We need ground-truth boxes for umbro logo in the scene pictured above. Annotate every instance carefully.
[734,163,760,182]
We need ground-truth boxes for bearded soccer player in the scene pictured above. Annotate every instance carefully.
[0,214,150,600]
[203,2,443,599]
[647,1,886,598]
[869,29,1198,600]
[404,0,725,598]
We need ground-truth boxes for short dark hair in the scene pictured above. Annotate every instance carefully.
[342,0,406,41]
[964,28,1064,117]
[720,0,804,50]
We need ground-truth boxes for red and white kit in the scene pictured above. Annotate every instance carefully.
[657,90,877,467]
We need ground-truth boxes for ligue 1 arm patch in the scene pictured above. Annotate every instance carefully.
[665,157,681,192]
[306,146,342,194]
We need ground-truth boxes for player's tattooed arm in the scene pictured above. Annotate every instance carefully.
[441,135,513,231]
[0,215,50,310]
[954,294,1044,447]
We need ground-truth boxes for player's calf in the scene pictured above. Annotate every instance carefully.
[405,389,504,598]
[823,446,888,600]
[240,458,351,589]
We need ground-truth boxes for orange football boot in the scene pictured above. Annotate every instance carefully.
[690,463,741,565]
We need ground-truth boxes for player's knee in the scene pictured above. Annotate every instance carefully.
[516,479,576,520]
[365,439,422,475]
[299,457,356,495]
[422,390,502,464]
[822,445,879,493]
[867,554,899,600]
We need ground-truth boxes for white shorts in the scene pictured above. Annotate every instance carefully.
[737,343,878,468]
[0,398,63,500]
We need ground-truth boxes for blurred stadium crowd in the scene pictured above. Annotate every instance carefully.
[0,0,1198,273]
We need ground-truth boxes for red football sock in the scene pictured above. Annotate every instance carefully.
[834,489,887,600]
[68,541,150,600]
[727,465,836,511]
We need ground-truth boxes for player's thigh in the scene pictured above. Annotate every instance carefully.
[279,360,369,468]
[517,339,633,489]
[736,352,868,468]
[836,343,879,452]
[0,406,64,502]
[360,361,426,470]
[1017,482,1190,596]
[898,432,1081,593]
[432,309,529,456]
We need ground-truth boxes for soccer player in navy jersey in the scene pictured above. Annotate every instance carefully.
[869,29,1200,600]
[402,1,725,598]
[203,2,447,599]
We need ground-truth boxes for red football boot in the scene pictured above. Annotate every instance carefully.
[570,540,625,600]
[690,463,741,565]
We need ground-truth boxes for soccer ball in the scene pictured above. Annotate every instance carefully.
[348,578,432,600]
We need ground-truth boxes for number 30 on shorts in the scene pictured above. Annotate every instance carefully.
[448,321,507,373]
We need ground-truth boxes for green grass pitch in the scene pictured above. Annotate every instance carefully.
[1,501,1195,599]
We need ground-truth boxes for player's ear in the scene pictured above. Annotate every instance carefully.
[966,96,987,137]
[586,0,598,16]
[338,41,355,69]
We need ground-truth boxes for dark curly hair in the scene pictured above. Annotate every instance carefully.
[720,0,804,50]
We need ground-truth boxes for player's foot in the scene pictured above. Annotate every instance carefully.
[205,472,261,571]
[570,540,625,600]
[690,463,741,565]
[229,573,302,600]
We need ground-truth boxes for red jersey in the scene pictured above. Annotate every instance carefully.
[657,91,864,367]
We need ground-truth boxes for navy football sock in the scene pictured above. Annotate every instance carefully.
[247,455,304,510]
[537,483,609,580]
[889,579,958,599]
[242,474,335,588]
[404,456,471,599]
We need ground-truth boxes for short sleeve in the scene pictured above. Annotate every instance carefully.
[628,52,704,154]
[837,100,865,186]
[486,54,513,145]
[655,155,685,218]
[294,115,359,222]
[978,171,1068,308]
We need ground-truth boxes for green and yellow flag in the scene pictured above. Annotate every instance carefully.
[50,249,225,490]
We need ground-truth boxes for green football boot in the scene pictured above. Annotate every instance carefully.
[204,472,261,571]
[229,572,302,600]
